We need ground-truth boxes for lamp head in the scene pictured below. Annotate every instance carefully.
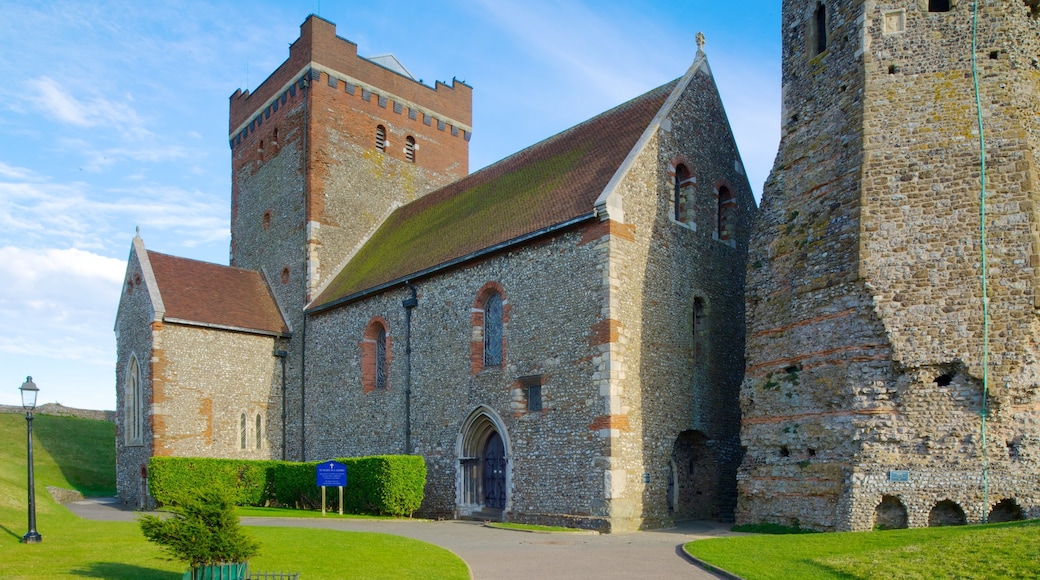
[19,377,38,411]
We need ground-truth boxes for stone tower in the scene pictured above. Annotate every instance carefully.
[227,15,472,457]
[739,0,1040,530]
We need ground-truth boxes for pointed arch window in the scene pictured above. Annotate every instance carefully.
[362,317,391,392]
[483,293,503,367]
[405,136,416,163]
[255,414,263,450]
[376,326,388,388]
[240,413,247,450]
[376,125,387,151]
[125,355,143,445]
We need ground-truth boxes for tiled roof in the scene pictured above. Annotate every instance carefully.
[311,79,678,310]
[148,251,289,335]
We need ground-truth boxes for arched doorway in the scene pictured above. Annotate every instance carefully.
[484,432,506,509]
[457,406,511,517]
[671,431,717,520]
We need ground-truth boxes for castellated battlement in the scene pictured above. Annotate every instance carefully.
[229,15,471,134]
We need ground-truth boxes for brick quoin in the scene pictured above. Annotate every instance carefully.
[589,414,630,431]
[578,220,636,245]
[588,318,622,347]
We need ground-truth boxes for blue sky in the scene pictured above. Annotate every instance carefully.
[0,0,781,410]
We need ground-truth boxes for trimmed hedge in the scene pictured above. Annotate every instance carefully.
[149,455,426,517]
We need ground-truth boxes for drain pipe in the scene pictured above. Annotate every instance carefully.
[300,72,310,463]
[300,315,307,461]
[273,349,288,461]
[402,282,418,454]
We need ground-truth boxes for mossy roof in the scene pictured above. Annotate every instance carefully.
[310,79,678,310]
[148,251,289,335]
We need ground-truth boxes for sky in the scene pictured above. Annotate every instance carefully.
[0,0,781,411]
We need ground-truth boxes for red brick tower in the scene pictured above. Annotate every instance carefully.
[227,15,471,456]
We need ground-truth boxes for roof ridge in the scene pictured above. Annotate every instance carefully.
[444,79,680,195]
[146,250,260,275]
[311,76,678,307]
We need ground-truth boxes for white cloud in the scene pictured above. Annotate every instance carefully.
[0,162,40,181]
[26,76,150,139]
[0,179,226,250]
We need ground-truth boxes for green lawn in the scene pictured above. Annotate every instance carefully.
[687,520,1040,579]
[0,413,468,579]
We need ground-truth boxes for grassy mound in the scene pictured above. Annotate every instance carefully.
[0,413,468,579]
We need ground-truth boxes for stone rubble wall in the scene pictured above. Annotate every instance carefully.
[114,246,157,508]
[304,225,610,528]
[740,0,1040,531]
[605,66,755,530]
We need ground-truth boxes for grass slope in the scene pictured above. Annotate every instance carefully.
[0,413,467,579]
[687,520,1040,579]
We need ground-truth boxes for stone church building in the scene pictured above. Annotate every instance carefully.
[117,1,1040,533]
[114,15,754,532]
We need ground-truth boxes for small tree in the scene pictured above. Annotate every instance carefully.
[140,488,260,569]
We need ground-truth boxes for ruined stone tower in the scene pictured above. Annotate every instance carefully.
[739,0,1040,530]
[227,15,471,457]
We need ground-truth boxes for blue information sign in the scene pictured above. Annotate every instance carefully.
[316,461,347,487]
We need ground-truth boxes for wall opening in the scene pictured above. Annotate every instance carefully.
[873,495,908,529]
[988,499,1024,523]
[670,430,719,520]
[717,186,736,241]
[928,0,951,12]
[813,2,827,55]
[928,499,966,526]
[674,164,691,222]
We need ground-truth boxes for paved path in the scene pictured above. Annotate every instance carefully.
[68,498,737,579]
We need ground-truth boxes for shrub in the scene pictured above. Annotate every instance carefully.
[148,455,426,516]
[148,457,273,506]
[139,488,260,567]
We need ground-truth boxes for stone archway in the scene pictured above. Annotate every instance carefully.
[988,498,1024,523]
[873,495,908,530]
[928,499,966,527]
[456,406,511,518]
[671,430,718,520]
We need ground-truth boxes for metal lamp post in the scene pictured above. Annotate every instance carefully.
[20,376,41,544]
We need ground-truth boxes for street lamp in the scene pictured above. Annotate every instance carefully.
[20,376,41,544]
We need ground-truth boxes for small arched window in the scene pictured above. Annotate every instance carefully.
[362,318,391,392]
[125,355,143,445]
[674,164,691,222]
[376,326,388,389]
[928,0,951,12]
[717,186,737,241]
[240,413,247,450]
[814,2,827,55]
[376,125,387,151]
[693,298,707,362]
[483,292,503,367]
[255,414,263,449]
[405,136,416,163]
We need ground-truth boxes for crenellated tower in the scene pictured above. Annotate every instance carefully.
[227,15,472,457]
[740,0,1040,531]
